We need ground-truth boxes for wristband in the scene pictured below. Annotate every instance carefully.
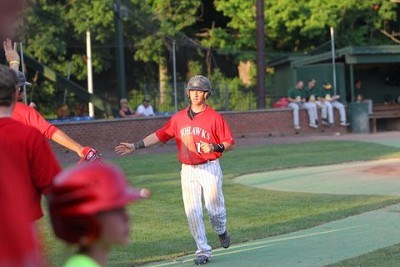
[213,143,225,153]
[134,140,145,150]
[9,61,20,66]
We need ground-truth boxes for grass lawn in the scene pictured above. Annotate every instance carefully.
[40,140,400,266]
[327,244,400,267]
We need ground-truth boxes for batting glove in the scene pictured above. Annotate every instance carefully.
[78,146,102,165]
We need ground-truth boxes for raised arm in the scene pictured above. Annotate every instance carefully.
[3,38,20,72]
[115,132,161,155]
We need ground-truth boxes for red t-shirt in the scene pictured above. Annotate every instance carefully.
[0,117,61,220]
[12,102,58,139]
[156,106,235,165]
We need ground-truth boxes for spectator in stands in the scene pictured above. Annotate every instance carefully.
[287,80,318,130]
[136,98,155,117]
[355,80,373,115]
[119,98,137,118]
[320,82,350,126]
[305,79,332,127]
[56,104,70,119]
[74,102,89,117]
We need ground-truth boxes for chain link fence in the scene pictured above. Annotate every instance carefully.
[127,82,259,115]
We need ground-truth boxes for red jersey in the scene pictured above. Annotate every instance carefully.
[12,102,58,139]
[0,117,61,221]
[156,106,235,165]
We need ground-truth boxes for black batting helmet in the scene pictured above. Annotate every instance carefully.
[186,75,212,97]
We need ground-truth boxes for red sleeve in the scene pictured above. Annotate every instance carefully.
[12,103,58,139]
[215,114,235,145]
[155,118,175,144]
[29,131,61,194]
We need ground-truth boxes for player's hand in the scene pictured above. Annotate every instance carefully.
[115,142,135,155]
[3,38,20,63]
[78,146,102,165]
[200,140,213,153]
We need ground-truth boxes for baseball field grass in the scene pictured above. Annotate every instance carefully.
[327,243,400,267]
[39,140,400,266]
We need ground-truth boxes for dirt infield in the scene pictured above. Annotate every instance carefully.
[234,158,400,195]
[231,131,400,195]
[363,162,400,176]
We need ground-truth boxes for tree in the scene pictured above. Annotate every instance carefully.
[203,0,399,56]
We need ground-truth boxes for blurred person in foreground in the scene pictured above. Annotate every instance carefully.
[0,64,61,266]
[0,0,26,41]
[48,162,148,267]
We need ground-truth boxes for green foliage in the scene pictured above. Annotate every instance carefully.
[187,60,203,77]
[208,68,256,111]
[20,0,400,115]
[130,0,200,64]
[205,0,400,58]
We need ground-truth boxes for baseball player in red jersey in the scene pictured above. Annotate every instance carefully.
[0,64,61,265]
[3,38,100,162]
[115,75,235,265]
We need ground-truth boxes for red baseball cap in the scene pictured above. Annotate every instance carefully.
[48,162,143,217]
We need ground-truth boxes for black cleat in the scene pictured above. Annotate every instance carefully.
[218,231,230,248]
[194,255,209,265]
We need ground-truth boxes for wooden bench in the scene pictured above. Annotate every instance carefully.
[369,104,400,133]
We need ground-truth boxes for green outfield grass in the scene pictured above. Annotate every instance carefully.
[327,244,400,267]
[40,140,400,266]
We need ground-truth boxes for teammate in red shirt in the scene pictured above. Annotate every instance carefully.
[115,75,235,265]
[0,64,61,266]
[3,38,100,161]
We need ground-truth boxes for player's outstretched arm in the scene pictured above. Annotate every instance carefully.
[51,129,84,157]
[115,132,161,155]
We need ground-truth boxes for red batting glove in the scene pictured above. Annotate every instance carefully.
[78,146,102,165]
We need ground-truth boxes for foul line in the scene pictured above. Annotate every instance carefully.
[149,226,360,266]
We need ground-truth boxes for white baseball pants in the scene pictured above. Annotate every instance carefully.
[288,102,317,127]
[181,159,227,257]
[331,101,347,123]
[316,101,334,124]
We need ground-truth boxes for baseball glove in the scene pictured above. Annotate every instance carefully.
[78,146,102,165]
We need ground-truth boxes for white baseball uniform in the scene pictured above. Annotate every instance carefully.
[155,105,235,257]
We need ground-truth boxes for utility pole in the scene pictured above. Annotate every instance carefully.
[256,0,266,109]
[113,0,127,100]
[86,30,94,117]
[172,40,178,113]
[330,27,337,96]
